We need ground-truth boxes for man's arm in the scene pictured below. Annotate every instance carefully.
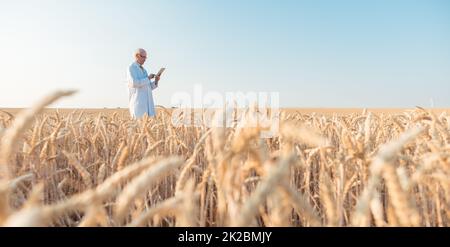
[149,78,158,90]
[127,65,151,88]
[149,74,160,90]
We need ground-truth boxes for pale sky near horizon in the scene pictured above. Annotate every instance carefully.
[0,0,449,108]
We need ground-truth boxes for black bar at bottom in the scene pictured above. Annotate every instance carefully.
[0,227,447,246]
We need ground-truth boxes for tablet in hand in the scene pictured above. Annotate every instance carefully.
[157,68,165,77]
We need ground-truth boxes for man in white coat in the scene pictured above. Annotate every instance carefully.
[127,48,161,119]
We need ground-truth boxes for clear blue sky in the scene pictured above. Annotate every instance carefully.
[1,0,449,108]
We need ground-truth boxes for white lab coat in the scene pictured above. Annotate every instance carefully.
[127,62,158,119]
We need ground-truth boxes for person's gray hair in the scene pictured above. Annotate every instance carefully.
[134,48,146,57]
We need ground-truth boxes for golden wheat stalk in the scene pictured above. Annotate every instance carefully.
[0,90,77,180]
[114,156,183,224]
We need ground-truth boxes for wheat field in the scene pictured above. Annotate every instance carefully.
[0,90,448,227]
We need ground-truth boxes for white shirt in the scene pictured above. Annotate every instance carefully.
[127,62,158,118]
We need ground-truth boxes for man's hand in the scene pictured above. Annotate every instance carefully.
[154,75,161,87]
[148,74,156,79]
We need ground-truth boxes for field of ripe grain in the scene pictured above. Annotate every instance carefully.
[0,91,449,226]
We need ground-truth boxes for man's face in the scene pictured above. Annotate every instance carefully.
[136,51,148,65]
